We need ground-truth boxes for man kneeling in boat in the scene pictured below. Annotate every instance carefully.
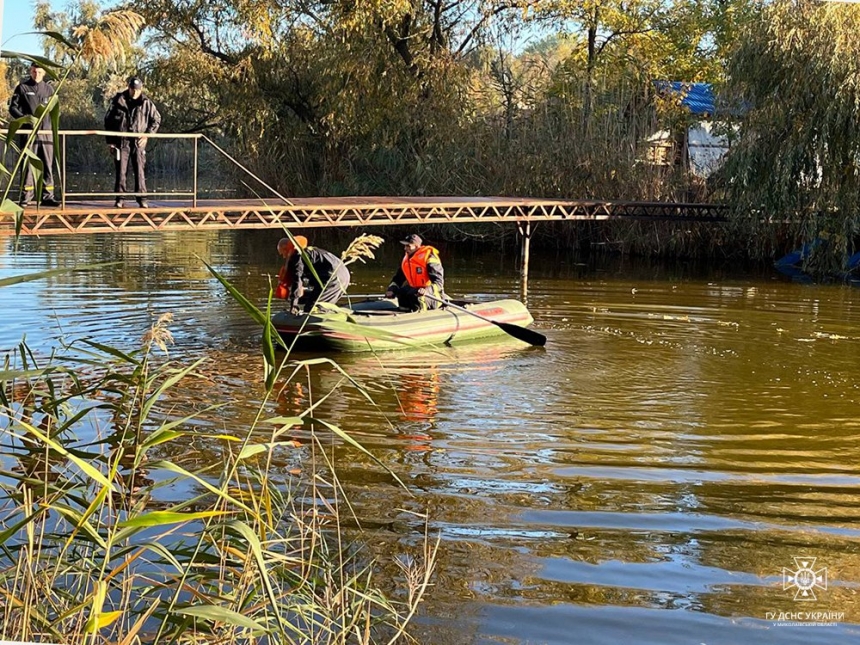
[275,236,350,315]
[385,233,445,312]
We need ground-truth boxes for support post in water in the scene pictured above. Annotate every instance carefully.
[518,221,532,299]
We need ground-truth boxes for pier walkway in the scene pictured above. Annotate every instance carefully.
[2,196,726,236]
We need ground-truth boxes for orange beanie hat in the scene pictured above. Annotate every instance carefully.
[281,235,308,255]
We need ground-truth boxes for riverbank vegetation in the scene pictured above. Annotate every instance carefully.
[5,0,860,272]
[1,315,436,643]
[721,1,860,277]
[1,257,437,643]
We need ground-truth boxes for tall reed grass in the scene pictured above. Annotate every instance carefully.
[0,264,437,644]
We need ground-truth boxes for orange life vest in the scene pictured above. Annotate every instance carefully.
[401,246,439,288]
[275,263,291,299]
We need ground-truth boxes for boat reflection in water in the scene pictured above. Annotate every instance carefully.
[269,338,539,455]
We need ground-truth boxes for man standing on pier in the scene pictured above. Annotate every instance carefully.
[8,61,60,208]
[104,76,162,208]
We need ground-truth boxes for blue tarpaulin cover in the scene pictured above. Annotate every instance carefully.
[654,81,716,115]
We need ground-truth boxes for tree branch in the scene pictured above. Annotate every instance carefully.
[189,20,239,66]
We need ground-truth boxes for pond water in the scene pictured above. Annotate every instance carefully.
[2,230,859,644]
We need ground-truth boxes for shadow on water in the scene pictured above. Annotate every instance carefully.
[3,230,860,644]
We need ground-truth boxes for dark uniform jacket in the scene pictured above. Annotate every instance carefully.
[9,78,54,140]
[286,247,350,311]
[104,91,162,147]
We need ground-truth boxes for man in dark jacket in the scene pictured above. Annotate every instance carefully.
[276,236,351,315]
[104,76,162,208]
[8,62,59,208]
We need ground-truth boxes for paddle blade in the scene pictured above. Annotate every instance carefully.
[494,321,546,347]
[422,292,546,347]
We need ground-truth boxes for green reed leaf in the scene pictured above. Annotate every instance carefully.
[12,418,113,490]
[0,509,44,546]
[201,257,288,369]
[117,510,232,528]
[77,338,141,365]
[237,440,302,460]
[229,520,287,637]
[0,199,23,240]
[140,404,225,450]
[140,358,206,423]
[263,416,303,426]
[150,461,255,513]
[263,288,277,391]
[313,418,410,492]
[200,257,267,326]
[0,367,57,380]
[0,262,120,288]
[178,605,268,632]
[49,501,108,549]
[0,50,63,71]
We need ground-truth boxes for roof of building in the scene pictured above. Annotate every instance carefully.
[654,81,716,116]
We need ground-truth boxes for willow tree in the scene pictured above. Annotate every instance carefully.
[447,0,735,202]
[120,0,534,195]
[723,0,860,274]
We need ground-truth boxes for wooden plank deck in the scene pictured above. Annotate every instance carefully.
[0,196,727,236]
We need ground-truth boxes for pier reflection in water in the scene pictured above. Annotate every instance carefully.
[2,231,860,644]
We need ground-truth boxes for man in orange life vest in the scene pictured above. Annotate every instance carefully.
[385,233,445,312]
[275,236,350,315]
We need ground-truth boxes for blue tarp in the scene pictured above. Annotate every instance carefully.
[654,81,716,116]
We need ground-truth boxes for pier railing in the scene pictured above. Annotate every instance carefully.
[1,129,294,208]
[56,130,201,208]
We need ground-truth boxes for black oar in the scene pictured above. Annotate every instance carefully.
[424,293,547,347]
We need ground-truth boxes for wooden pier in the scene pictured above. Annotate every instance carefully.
[0,130,726,237]
[1,196,726,237]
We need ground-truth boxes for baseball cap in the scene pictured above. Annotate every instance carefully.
[127,76,143,89]
[400,233,422,246]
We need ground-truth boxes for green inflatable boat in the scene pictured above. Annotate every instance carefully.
[271,297,539,352]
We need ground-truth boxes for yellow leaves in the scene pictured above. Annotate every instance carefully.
[93,610,123,630]
[232,0,284,46]
[84,580,122,633]
[75,10,145,67]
